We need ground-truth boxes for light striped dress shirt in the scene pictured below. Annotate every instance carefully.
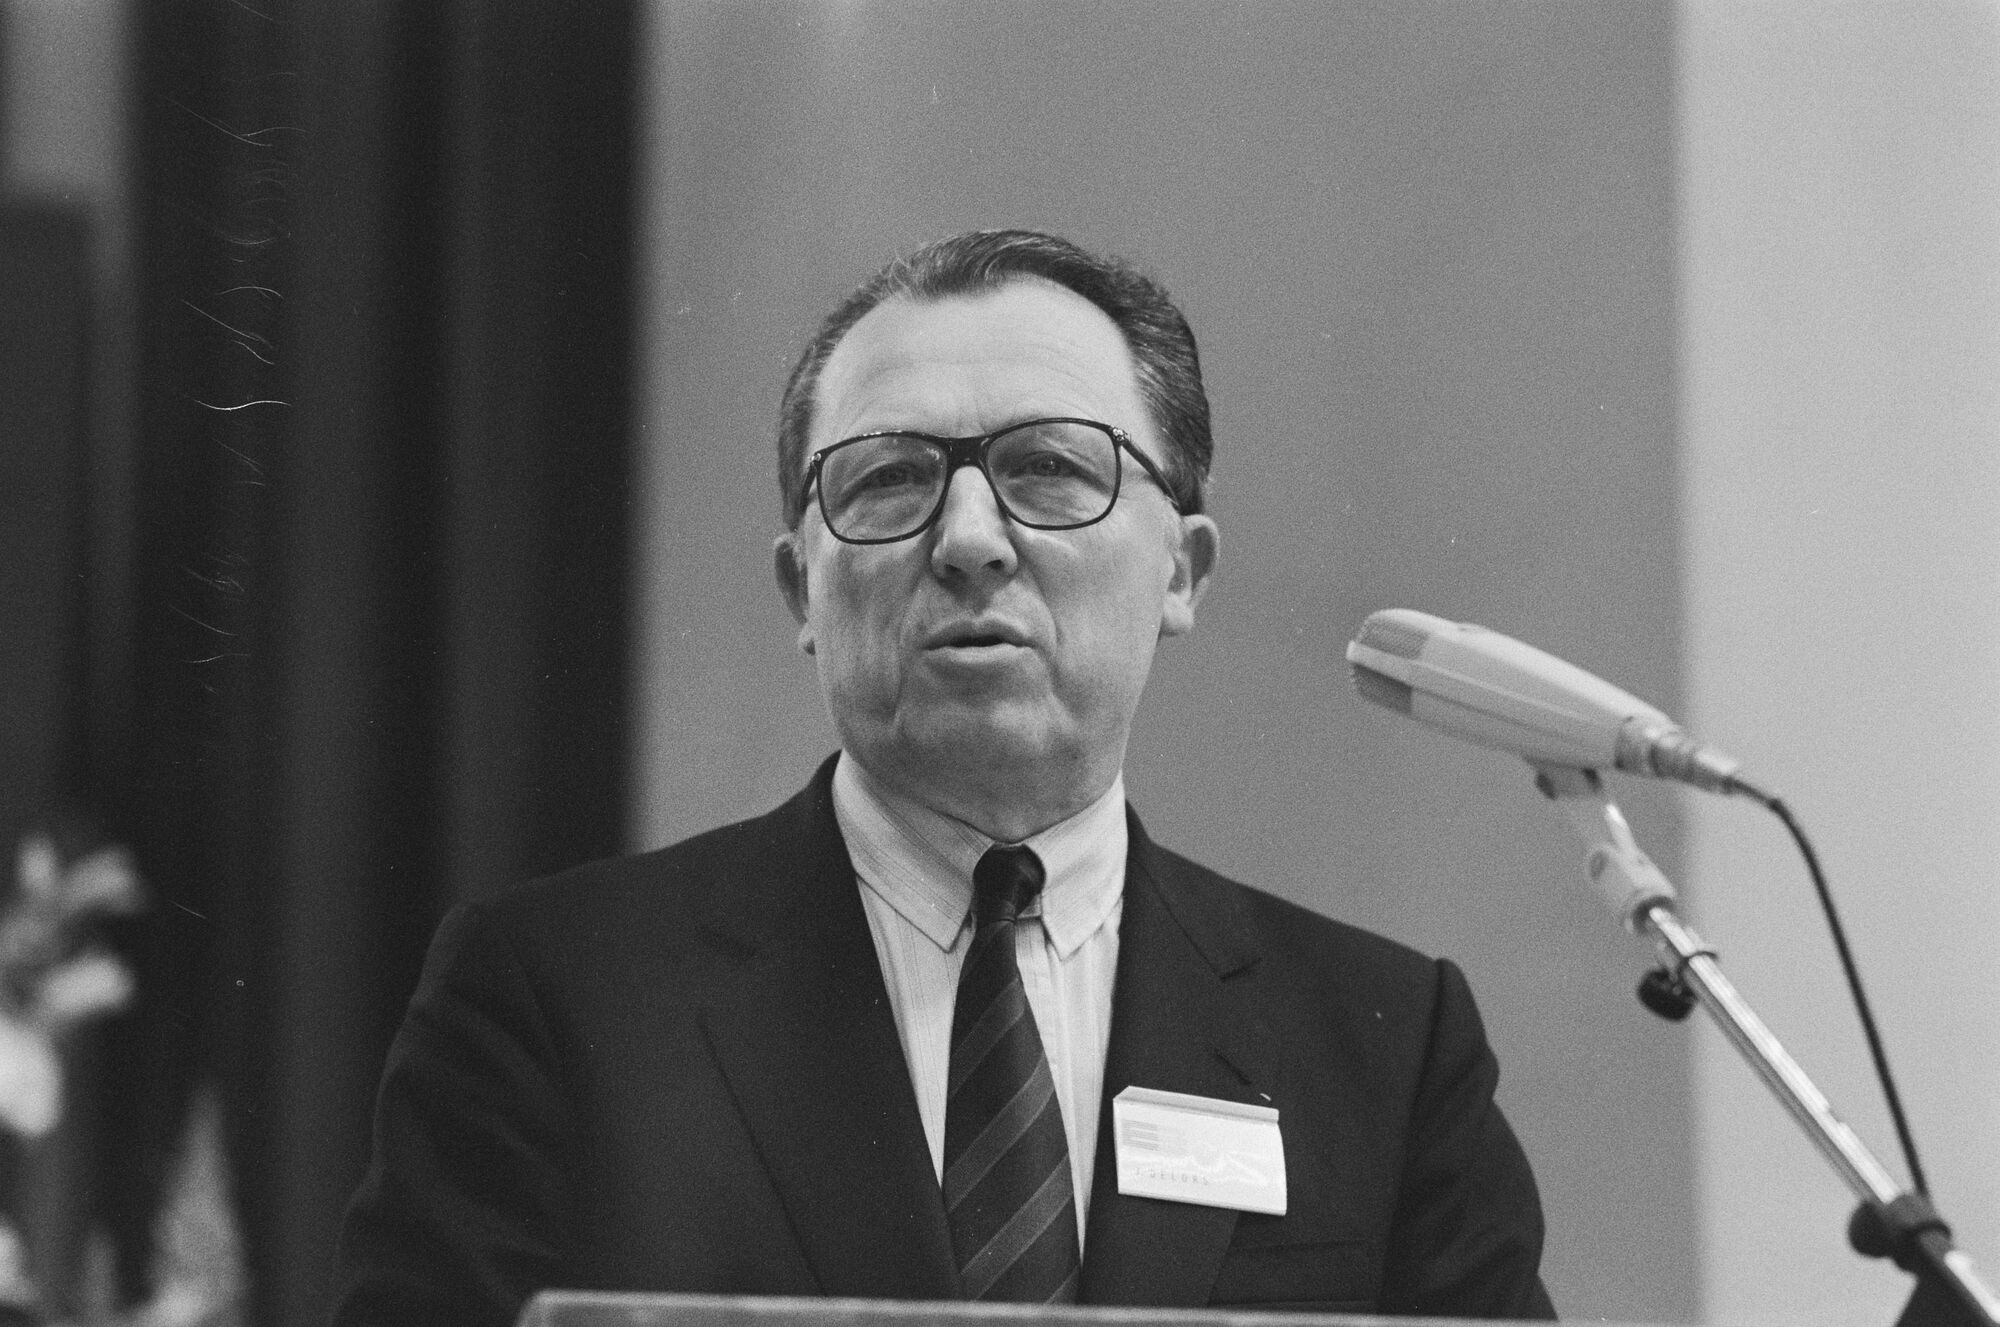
[832,753,1125,1249]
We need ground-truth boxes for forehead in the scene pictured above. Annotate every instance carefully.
[811,278,1151,452]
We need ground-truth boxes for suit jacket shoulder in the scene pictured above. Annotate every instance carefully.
[462,755,843,964]
[1139,830,1447,1012]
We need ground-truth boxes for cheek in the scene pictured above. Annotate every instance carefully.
[809,556,909,674]
[1050,554,1171,684]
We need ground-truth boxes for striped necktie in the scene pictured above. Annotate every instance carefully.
[943,845,1082,1303]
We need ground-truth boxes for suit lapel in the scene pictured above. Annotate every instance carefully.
[1081,814,1278,1307]
[695,757,959,1300]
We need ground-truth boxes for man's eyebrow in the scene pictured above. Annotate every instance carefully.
[834,415,1111,443]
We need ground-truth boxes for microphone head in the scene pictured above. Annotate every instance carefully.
[1345,609,1672,771]
[1347,614,1423,716]
[1347,609,1754,796]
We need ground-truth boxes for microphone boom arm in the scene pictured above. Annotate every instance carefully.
[1531,764,2000,1327]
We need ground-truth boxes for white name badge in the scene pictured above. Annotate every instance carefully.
[1112,1085,1287,1215]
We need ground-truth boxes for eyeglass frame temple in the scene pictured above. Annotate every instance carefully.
[801,417,1184,545]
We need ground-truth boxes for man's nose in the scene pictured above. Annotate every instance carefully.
[929,464,1018,579]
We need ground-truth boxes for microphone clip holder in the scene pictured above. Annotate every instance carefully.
[1636,964,1697,1022]
[1530,763,2000,1327]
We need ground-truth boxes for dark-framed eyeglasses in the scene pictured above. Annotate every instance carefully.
[801,417,1183,545]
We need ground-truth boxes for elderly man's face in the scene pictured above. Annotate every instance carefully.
[775,278,1217,835]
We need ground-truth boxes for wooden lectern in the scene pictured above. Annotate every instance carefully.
[519,1292,1682,1327]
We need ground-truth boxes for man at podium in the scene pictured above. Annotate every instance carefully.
[333,230,1556,1326]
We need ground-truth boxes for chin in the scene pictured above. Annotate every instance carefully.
[891,702,1078,781]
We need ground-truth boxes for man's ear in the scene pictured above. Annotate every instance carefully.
[1159,514,1218,639]
[773,533,815,655]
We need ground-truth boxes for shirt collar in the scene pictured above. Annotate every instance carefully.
[832,752,1127,959]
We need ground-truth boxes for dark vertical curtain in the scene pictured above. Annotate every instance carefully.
[106,6,636,1323]
[0,199,102,1324]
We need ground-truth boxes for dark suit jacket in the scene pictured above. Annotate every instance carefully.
[332,758,1554,1325]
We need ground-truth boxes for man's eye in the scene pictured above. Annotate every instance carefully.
[857,462,920,490]
[1007,450,1079,479]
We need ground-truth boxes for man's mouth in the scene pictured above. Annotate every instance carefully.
[924,622,1029,652]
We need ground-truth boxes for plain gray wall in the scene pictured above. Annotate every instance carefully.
[1681,4,2000,1322]
[633,4,1691,1319]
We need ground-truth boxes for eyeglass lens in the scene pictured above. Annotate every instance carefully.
[818,420,1121,541]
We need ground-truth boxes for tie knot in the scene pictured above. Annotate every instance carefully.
[972,845,1046,926]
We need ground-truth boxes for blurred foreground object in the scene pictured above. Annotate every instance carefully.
[0,836,142,1137]
[0,835,143,1323]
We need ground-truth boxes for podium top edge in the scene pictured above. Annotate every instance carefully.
[519,1290,1687,1327]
